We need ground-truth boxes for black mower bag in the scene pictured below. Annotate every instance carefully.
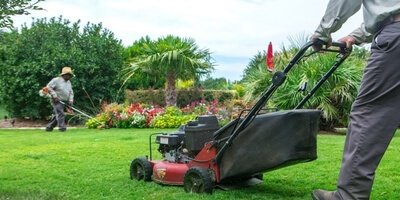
[215,109,320,180]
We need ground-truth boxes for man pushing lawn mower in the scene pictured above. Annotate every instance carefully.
[311,1,400,199]
[42,66,74,132]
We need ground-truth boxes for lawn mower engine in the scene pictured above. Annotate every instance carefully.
[142,115,220,185]
[156,115,219,162]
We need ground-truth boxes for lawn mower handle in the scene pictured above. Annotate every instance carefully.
[331,41,347,48]
[313,38,347,49]
[214,40,352,163]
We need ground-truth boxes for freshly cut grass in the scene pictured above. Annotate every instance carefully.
[0,128,399,200]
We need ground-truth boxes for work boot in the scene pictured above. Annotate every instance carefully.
[311,189,338,200]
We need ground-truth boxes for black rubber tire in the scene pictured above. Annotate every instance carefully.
[254,173,263,180]
[183,167,214,194]
[130,157,152,181]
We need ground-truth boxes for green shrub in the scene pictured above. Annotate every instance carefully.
[150,113,195,129]
[233,83,246,98]
[149,106,194,129]
[0,17,124,119]
[86,117,103,129]
[85,104,122,129]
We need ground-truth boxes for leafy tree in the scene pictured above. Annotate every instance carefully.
[0,0,44,29]
[241,36,367,130]
[200,75,232,90]
[124,35,214,106]
[0,17,124,118]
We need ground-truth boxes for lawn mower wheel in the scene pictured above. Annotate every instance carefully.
[130,157,152,181]
[183,167,214,194]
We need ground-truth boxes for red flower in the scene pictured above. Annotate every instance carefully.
[127,103,144,115]
[266,42,274,72]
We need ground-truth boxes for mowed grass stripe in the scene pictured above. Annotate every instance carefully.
[0,129,399,200]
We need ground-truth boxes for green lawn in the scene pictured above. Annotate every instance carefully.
[0,128,399,200]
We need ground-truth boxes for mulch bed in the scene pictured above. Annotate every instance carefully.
[0,118,48,128]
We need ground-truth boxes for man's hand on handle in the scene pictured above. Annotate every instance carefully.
[338,36,357,48]
[66,107,74,114]
[66,101,74,114]
[53,96,60,103]
[311,34,355,52]
[310,34,332,52]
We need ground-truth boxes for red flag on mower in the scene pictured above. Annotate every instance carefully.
[266,42,274,72]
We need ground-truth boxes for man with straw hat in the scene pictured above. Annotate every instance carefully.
[45,66,74,132]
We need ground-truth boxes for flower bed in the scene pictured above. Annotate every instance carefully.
[86,100,238,129]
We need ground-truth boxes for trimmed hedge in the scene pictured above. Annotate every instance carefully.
[125,89,165,106]
[125,89,237,107]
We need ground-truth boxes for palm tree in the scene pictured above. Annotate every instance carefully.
[124,35,214,106]
[123,36,165,90]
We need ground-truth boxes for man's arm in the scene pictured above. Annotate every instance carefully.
[337,24,372,49]
[348,24,373,44]
[46,78,59,102]
[314,0,363,42]
[68,86,74,105]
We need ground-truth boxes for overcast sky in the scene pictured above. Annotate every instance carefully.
[12,0,364,81]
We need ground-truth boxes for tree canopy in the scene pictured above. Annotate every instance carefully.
[0,0,44,29]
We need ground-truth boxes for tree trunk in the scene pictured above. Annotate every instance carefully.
[165,72,177,107]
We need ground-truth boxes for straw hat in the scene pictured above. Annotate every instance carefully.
[60,67,74,76]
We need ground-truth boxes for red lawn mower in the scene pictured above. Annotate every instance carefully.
[129,40,351,194]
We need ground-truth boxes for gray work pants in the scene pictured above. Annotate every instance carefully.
[336,22,400,199]
[46,102,66,130]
